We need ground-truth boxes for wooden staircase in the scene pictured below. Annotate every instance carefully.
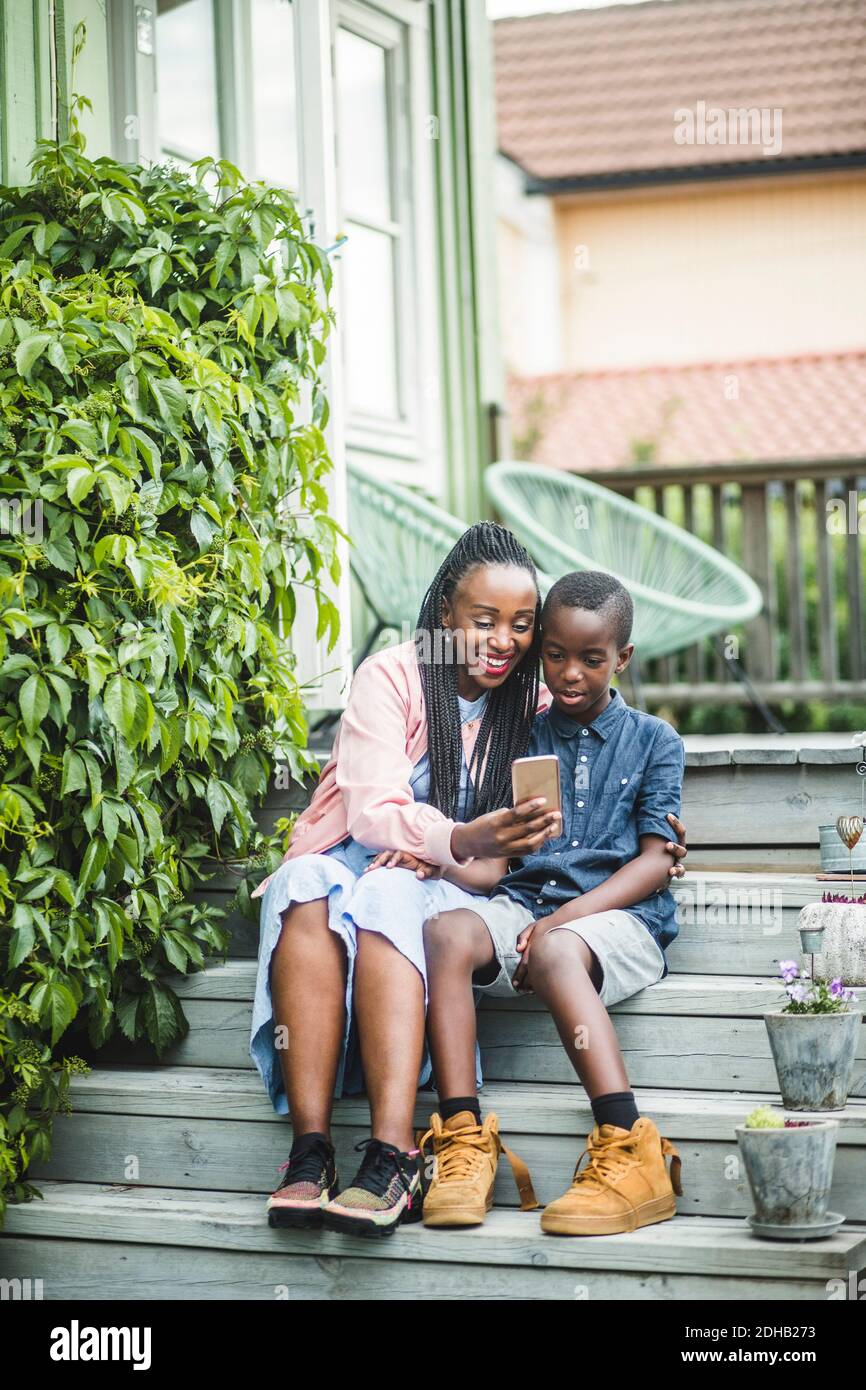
[3,736,866,1300]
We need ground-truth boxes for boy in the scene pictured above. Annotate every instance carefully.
[419,570,685,1235]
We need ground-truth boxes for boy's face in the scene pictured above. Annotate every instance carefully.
[540,603,634,724]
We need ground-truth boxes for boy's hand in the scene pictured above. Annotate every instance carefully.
[664,813,688,881]
[452,799,562,862]
[364,850,442,880]
[512,920,541,992]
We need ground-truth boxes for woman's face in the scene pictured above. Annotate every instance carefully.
[441,562,538,699]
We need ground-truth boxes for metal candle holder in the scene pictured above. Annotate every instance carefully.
[836,815,864,896]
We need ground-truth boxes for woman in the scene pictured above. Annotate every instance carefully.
[250,523,685,1235]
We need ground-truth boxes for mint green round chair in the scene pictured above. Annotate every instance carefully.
[484,462,762,660]
[347,463,553,665]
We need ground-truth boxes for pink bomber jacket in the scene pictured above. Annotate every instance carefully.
[251,639,550,898]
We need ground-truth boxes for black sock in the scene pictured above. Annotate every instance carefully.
[439,1095,481,1125]
[290,1130,331,1154]
[591,1091,640,1132]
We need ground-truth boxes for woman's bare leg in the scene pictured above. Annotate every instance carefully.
[352,929,425,1152]
[269,898,348,1137]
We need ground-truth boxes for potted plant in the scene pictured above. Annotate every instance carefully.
[763,963,862,1110]
[799,891,866,986]
[736,1106,843,1240]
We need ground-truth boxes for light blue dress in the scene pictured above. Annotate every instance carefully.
[249,691,491,1113]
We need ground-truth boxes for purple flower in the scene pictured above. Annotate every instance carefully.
[787,983,809,1004]
[830,978,845,998]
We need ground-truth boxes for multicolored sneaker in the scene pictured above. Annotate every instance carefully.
[266,1131,339,1229]
[321,1138,423,1238]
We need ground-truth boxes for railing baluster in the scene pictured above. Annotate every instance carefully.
[783,480,808,682]
[683,484,703,684]
[815,478,838,684]
[845,474,864,682]
[712,482,726,681]
[653,486,676,687]
[740,482,776,682]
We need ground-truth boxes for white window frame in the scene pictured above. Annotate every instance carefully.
[335,0,443,494]
[109,0,444,705]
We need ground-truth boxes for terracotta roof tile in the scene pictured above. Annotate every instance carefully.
[506,351,866,470]
[494,0,866,182]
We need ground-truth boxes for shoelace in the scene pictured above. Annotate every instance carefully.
[351,1138,419,1210]
[424,1126,493,1183]
[276,1137,332,1190]
[570,1128,684,1212]
[418,1117,540,1212]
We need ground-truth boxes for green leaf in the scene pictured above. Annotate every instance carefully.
[206,777,231,836]
[42,534,76,574]
[31,979,78,1045]
[148,251,172,296]
[15,333,51,376]
[104,674,153,747]
[20,673,50,734]
[142,981,182,1055]
[61,749,88,796]
[8,917,35,970]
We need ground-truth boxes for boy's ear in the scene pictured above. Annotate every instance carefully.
[614,643,635,674]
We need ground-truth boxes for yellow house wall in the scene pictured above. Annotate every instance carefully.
[551,173,866,372]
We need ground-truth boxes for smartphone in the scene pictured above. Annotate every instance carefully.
[511,754,562,818]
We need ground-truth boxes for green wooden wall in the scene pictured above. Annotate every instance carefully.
[0,0,112,185]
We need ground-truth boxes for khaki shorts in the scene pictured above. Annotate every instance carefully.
[469,893,666,1007]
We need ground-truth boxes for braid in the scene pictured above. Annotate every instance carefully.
[415,522,541,819]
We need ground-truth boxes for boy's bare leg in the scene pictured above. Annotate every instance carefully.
[270,898,347,1137]
[423,908,498,1097]
[353,929,426,1152]
[526,928,630,1095]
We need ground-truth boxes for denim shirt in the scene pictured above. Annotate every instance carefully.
[496,689,685,965]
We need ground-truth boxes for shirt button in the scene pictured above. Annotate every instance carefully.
[581,729,589,736]
[549,879,556,886]
[572,839,579,847]
[535,897,543,905]
[577,800,584,808]
[580,755,588,763]
[621,777,628,785]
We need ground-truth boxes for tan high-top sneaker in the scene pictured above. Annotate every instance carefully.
[419,1111,539,1228]
[540,1116,683,1236]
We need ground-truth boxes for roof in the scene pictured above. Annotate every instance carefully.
[494,0,866,187]
[505,351,866,472]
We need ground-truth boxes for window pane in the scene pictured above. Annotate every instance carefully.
[342,222,399,419]
[336,28,391,223]
[250,0,299,189]
[156,0,219,161]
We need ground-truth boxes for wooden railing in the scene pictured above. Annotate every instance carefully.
[600,458,866,706]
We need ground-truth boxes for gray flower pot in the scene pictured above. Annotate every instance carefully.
[764,1010,862,1110]
[819,824,866,874]
[798,903,866,986]
[736,1120,839,1227]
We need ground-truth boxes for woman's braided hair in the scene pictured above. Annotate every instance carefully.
[415,522,541,819]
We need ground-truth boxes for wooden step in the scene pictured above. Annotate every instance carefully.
[75,969,866,1094]
[4,1182,864,1300]
[29,1069,866,1220]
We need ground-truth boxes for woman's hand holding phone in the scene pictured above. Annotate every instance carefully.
[451,798,562,862]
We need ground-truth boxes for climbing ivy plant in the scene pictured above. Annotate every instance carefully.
[0,96,341,1216]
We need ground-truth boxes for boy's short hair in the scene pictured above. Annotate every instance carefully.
[542,570,634,649]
